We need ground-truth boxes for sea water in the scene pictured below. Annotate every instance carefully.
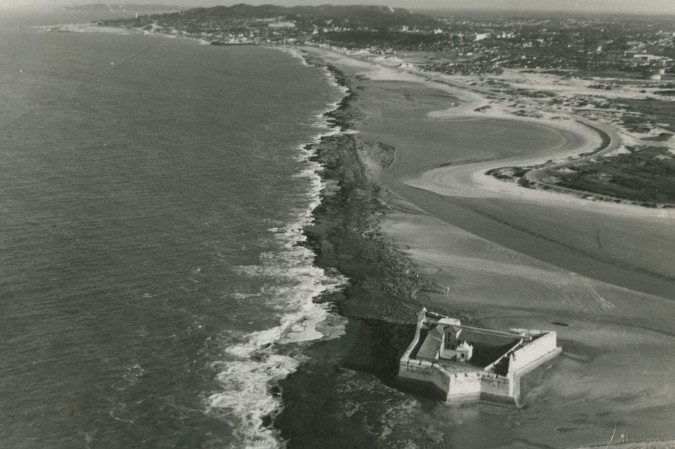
[0,14,344,449]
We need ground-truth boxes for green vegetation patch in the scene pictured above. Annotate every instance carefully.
[621,98,675,133]
[547,146,675,205]
[323,31,446,50]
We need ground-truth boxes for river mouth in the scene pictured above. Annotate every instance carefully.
[342,75,674,298]
[286,46,675,449]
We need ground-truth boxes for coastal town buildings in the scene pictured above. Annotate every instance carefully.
[103,6,675,77]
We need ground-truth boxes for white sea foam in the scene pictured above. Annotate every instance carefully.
[35,24,349,448]
[207,63,350,449]
[208,341,298,449]
[209,217,345,448]
[279,47,312,67]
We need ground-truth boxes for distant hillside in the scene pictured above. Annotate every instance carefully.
[103,3,441,31]
[180,4,439,27]
[67,3,183,13]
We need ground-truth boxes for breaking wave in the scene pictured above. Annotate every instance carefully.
[206,57,350,449]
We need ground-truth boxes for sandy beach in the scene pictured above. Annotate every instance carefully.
[295,45,675,448]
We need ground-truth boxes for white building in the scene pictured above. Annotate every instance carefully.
[398,309,561,406]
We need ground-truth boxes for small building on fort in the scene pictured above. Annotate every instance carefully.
[398,309,561,406]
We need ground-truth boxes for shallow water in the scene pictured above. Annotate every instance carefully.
[271,59,675,449]
[352,79,675,298]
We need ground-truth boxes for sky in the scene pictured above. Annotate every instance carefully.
[1,0,674,15]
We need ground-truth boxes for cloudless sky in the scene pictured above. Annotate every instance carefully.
[2,0,675,15]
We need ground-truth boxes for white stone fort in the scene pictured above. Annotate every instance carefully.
[398,308,562,406]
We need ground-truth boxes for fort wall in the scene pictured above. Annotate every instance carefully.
[398,365,517,404]
[511,344,563,403]
[480,373,512,398]
[509,332,558,372]
[397,310,560,406]
[446,372,482,402]
[398,360,451,395]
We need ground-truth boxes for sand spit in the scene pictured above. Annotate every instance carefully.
[304,46,674,284]
[308,48,651,211]
[309,46,674,208]
[301,45,675,449]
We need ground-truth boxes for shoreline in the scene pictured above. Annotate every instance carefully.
[24,23,393,448]
[43,23,675,448]
[281,45,675,448]
[307,45,673,210]
[489,118,674,208]
[14,24,361,449]
[306,45,674,288]
[199,46,358,449]
[67,20,669,207]
[273,53,456,448]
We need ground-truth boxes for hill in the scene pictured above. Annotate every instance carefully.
[67,3,183,13]
[102,3,441,33]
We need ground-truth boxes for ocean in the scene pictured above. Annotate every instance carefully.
[0,13,344,449]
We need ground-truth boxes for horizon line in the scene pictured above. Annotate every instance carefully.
[2,2,675,17]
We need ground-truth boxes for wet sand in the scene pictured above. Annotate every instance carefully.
[355,72,673,296]
[301,47,675,448]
